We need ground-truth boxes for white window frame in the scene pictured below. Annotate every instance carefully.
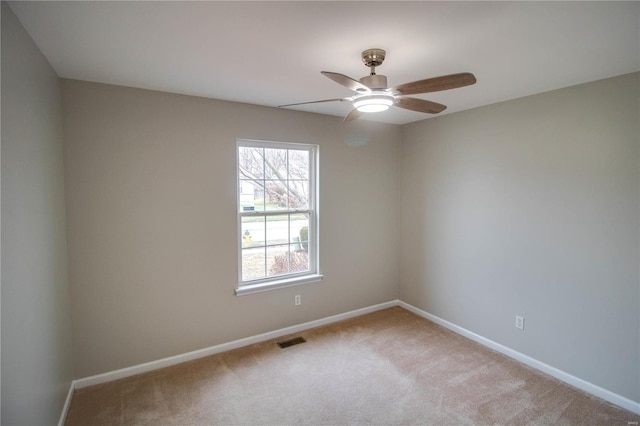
[235,139,322,296]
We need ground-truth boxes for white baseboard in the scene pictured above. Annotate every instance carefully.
[58,380,75,426]
[70,298,639,416]
[397,300,640,415]
[73,300,398,389]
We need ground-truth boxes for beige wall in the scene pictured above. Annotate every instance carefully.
[1,2,73,423]
[400,73,640,402]
[61,79,401,378]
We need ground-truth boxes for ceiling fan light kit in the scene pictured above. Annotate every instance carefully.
[353,93,395,112]
[279,48,477,122]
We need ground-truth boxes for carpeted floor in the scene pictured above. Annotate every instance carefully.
[65,307,640,425]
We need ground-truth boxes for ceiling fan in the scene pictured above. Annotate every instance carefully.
[279,48,477,122]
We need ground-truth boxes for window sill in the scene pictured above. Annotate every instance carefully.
[235,274,323,296]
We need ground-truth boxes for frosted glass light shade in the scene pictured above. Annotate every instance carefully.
[353,94,394,113]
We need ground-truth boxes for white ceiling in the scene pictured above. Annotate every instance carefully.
[8,1,640,125]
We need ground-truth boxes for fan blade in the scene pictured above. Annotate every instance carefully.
[278,98,348,108]
[395,97,447,114]
[392,73,476,95]
[322,71,371,93]
[344,108,365,122]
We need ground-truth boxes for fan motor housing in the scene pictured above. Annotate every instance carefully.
[360,74,387,90]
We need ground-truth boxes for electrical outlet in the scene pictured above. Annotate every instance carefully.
[295,295,301,306]
[515,315,525,330]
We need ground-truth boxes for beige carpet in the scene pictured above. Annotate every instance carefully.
[66,307,639,425]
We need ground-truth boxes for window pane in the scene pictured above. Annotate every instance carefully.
[289,150,309,179]
[242,247,266,281]
[290,249,309,273]
[265,180,288,210]
[290,213,309,246]
[266,215,289,246]
[264,148,287,179]
[242,216,265,247]
[267,244,290,277]
[238,147,264,180]
[239,179,264,212]
[289,180,309,209]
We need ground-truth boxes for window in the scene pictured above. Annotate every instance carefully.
[236,140,321,295]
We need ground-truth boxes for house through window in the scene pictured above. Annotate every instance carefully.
[236,140,321,295]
